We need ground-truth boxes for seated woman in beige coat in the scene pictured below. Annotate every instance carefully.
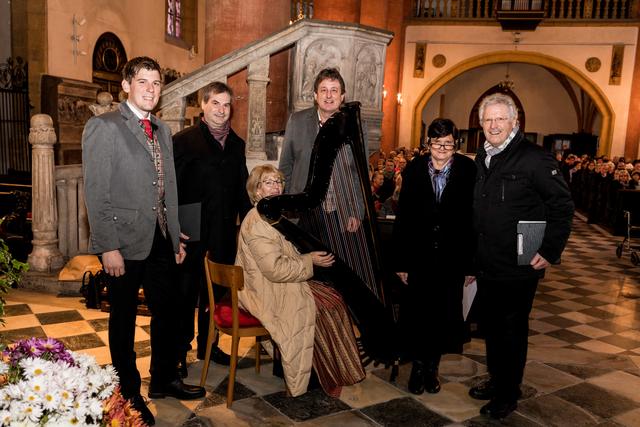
[235,164,365,397]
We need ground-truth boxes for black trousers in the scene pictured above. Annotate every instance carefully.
[400,271,466,362]
[476,277,538,401]
[107,225,183,398]
[177,241,227,357]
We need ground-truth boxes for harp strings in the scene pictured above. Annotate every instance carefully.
[303,145,380,300]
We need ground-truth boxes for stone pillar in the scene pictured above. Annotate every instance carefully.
[623,29,640,160]
[246,56,270,160]
[28,114,64,273]
[161,97,187,135]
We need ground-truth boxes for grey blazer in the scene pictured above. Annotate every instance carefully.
[82,103,181,260]
[277,105,364,219]
[279,107,319,194]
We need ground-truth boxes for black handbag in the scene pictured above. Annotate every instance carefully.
[80,270,109,309]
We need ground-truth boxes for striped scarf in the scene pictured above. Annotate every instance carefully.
[202,117,230,148]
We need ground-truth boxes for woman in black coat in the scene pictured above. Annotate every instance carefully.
[393,118,477,395]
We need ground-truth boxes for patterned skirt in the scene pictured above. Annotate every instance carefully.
[308,280,366,397]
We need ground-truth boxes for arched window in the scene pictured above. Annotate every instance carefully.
[165,0,198,51]
[167,0,182,38]
[92,33,127,101]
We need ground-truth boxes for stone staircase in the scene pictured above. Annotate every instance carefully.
[159,19,393,156]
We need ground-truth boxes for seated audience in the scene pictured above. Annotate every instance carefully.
[235,164,366,398]
[378,158,397,202]
[617,169,634,189]
[631,171,640,190]
[371,171,385,213]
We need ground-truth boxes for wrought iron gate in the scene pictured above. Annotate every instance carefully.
[0,57,31,176]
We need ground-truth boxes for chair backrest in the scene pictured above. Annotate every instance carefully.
[203,252,245,331]
[204,255,245,291]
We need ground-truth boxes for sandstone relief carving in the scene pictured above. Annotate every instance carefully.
[301,39,343,102]
[354,47,382,107]
[58,96,93,123]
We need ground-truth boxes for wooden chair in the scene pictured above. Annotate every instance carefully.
[200,253,271,407]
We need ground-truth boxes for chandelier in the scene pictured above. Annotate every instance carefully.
[498,63,515,91]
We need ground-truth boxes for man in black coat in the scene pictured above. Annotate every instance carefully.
[173,82,252,373]
[470,93,574,419]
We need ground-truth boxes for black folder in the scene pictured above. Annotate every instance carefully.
[517,221,546,265]
[178,202,201,242]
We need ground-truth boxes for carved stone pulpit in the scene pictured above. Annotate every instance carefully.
[291,23,393,154]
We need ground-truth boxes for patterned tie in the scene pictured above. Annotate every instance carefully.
[139,118,167,238]
[140,119,153,140]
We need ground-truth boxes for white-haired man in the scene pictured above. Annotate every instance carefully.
[470,93,574,419]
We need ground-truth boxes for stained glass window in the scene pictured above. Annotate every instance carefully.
[167,0,182,38]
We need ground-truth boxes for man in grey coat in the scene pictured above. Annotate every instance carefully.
[280,68,346,194]
[82,56,205,426]
[279,67,360,232]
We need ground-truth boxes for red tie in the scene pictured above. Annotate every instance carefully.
[141,118,153,140]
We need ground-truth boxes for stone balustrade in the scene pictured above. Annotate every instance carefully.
[411,0,637,19]
[55,164,88,258]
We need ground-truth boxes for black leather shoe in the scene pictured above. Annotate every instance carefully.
[408,361,426,395]
[197,346,231,366]
[424,369,441,394]
[148,379,206,400]
[129,394,155,426]
[480,399,517,419]
[469,380,495,400]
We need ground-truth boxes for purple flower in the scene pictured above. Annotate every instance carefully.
[3,338,74,367]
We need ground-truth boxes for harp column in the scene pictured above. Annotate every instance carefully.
[246,55,270,160]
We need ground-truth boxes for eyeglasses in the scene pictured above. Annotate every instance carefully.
[430,143,456,151]
[482,117,511,125]
[261,179,284,186]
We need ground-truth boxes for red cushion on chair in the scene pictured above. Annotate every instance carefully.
[213,297,263,328]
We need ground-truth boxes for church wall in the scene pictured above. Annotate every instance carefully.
[421,63,579,145]
[399,25,638,157]
[46,0,205,84]
[204,0,290,140]
[0,0,11,62]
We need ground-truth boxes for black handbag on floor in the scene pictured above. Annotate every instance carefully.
[80,270,109,309]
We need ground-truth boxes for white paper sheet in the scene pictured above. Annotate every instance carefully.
[463,279,477,321]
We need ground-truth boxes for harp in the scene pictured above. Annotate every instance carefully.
[258,102,398,364]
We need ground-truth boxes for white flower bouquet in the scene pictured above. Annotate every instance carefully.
[0,338,144,426]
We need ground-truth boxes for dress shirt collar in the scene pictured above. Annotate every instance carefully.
[126,100,151,120]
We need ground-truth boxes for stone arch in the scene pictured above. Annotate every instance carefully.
[412,51,614,155]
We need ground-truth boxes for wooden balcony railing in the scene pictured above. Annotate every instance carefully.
[412,0,637,20]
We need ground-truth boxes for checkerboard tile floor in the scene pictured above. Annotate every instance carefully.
[2,215,640,426]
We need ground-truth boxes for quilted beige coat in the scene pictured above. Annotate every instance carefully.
[235,208,316,396]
